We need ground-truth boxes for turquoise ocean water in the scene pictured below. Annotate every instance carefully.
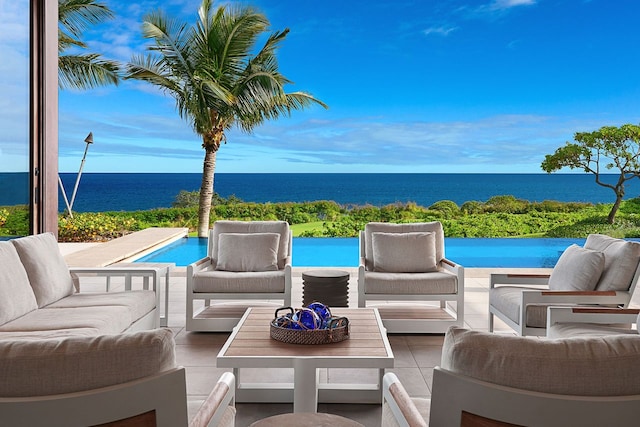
[2,173,639,211]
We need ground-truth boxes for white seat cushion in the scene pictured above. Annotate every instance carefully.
[489,286,566,328]
[364,270,457,295]
[46,290,157,323]
[548,323,639,339]
[193,269,285,293]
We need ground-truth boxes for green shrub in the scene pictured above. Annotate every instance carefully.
[428,200,460,218]
[58,213,137,242]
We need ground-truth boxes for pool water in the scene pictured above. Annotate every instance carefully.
[135,237,591,268]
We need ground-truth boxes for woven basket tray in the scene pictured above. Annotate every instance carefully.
[270,307,349,345]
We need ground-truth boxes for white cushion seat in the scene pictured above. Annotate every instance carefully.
[193,269,286,293]
[489,286,573,328]
[0,329,103,342]
[0,306,133,335]
[46,290,157,324]
[548,322,638,338]
[364,270,457,295]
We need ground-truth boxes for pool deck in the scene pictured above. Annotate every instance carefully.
[63,227,188,267]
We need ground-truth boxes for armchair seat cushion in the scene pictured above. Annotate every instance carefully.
[193,269,285,293]
[364,270,457,295]
[0,306,132,335]
[489,286,570,328]
[548,322,639,339]
[46,290,157,324]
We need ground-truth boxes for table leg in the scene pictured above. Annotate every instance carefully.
[293,359,319,413]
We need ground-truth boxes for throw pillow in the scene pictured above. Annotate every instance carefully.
[584,234,640,291]
[372,232,437,273]
[216,232,280,272]
[11,233,75,308]
[548,244,605,291]
[0,242,38,325]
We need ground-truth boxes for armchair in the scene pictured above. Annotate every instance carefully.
[489,234,640,336]
[382,327,640,427]
[358,222,464,333]
[187,220,292,332]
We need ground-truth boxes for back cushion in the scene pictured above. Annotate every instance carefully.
[372,232,437,273]
[584,234,640,291]
[0,242,38,326]
[210,221,290,269]
[0,328,176,397]
[11,233,75,307]
[215,233,280,272]
[364,222,445,271]
[548,244,605,291]
[441,327,640,396]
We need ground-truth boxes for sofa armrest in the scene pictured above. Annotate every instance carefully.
[189,372,235,427]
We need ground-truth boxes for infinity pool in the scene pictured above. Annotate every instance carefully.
[135,237,590,268]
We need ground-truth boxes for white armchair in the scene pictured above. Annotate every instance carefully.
[358,222,464,333]
[489,234,640,336]
[186,220,292,332]
[382,327,640,427]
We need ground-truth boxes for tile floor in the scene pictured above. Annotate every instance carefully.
[157,266,547,427]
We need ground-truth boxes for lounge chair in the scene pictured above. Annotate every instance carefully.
[489,234,640,336]
[358,222,464,333]
[186,220,292,332]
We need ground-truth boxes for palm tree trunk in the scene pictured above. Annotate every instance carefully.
[198,149,217,237]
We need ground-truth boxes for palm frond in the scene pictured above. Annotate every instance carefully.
[59,0,113,39]
[58,54,119,90]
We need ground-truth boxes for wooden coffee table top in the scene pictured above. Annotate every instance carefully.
[217,307,393,362]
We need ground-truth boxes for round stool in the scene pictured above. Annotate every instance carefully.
[302,269,350,307]
[249,412,364,427]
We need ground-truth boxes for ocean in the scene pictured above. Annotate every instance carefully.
[1,172,640,212]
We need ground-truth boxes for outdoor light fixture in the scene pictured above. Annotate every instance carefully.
[58,132,94,217]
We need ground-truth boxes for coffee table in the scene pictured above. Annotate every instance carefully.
[216,307,394,413]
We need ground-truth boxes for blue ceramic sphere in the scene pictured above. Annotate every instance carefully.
[292,308,321,330]
[307,302,332,328]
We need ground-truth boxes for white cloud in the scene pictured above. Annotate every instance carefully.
[423,26,458,37]
[489,0,536,11]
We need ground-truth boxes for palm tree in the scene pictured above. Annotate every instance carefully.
[126,0,327,237]
[58,0,120,89]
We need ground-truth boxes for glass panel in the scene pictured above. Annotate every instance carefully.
[0,2,30,237]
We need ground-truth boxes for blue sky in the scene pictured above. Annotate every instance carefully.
[3,0,640,173]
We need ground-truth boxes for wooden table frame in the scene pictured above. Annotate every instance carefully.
[216,307,394,413]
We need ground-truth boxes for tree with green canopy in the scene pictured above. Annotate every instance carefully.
[125,0,327,237]
[58,0,120,89]
[541,124,640,224]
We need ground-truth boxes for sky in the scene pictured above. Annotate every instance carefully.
[2,0,640,173]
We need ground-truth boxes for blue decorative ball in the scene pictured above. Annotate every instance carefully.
[292,308,321,330]
[307,302,332,328]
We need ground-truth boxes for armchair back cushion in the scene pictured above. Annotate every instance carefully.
[209,221,290,270]
[0,328,176,397]
[11,233,74,307]
[0,242,38,326]
[364,222,444,271]
[548,244,605,291]
[215,233,279,272]
[441,327,640,396]
[372,232,437,273]
[585,234,640,292]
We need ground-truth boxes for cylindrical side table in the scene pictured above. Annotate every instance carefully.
[249,412,364,427]
[302,269,350,307]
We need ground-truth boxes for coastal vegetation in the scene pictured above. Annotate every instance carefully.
[125,0,327,238]
[542,124,640,224]
[4,194,640,242]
